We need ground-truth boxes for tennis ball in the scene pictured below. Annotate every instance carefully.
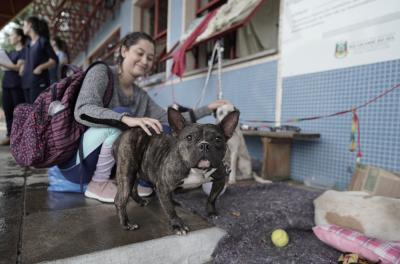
[271,229,289,247]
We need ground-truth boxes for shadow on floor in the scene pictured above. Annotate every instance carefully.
[0,146,214,264]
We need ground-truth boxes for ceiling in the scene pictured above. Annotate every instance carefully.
[0,0,32,29]
[1,0,121,61]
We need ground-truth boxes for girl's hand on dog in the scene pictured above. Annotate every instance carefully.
[121,116,163,136]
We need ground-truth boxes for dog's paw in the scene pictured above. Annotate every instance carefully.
[137,198,151,207]
[174,225,190,235]
[122,222,140,231]
[171,218,190,235]
[206,203,219,217]
[207,211,219,219]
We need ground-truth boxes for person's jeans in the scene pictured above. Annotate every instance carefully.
[2,87,25,136]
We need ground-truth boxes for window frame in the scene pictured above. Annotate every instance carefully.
[154,0,167,41]
[163,0,275,74]
[195,0,227,16]
[192,0,268,51]
[165,0,271,58]
[138,0,168,74]
[87,28,121,65]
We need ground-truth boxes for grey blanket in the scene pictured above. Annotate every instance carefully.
[174,182,340,264]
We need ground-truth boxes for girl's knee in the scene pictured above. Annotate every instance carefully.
[83,127,121,148]
[103,128,121,147]
[85,127,120,137]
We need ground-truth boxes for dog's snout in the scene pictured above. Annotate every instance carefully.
[199,142,210,152]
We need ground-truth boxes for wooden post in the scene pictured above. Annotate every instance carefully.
[261,138,292,181]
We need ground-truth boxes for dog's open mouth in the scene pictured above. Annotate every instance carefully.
[197,159,211,169]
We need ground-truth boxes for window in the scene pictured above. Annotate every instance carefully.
[88,29,121,65]
[196,0,228,16]
[183,0,280,72]
[135,0,168,74]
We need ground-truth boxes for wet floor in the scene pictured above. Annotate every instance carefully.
[0,145,213,264]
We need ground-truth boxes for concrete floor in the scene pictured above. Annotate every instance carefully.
[0,141,224,264]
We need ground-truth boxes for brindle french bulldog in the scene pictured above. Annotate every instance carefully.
[113,107,239,234]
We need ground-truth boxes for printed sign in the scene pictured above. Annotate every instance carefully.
[281,0,400,77]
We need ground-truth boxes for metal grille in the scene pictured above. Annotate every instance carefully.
[31,0,122,61]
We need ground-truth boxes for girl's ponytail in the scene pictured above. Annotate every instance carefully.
[26,16,50,39]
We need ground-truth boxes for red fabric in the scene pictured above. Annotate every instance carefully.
[171,10,217,78]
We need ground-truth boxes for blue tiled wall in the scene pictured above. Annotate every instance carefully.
[150,61,277,121]
[282,59,400,190]
[149,60,278,159]
[78,1,400,192]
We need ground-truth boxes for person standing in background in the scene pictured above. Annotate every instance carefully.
[0,28,27,146]
[49,36,69,84]
[21,16,58,103]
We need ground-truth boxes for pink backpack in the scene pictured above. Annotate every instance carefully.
[10,62,113,168]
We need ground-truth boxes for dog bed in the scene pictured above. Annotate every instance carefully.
[174,182,340,263]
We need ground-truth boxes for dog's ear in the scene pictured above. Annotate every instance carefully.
[219,110,240,139]
[168,107,186,133]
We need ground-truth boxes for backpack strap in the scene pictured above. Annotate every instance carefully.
[78,136,85,193]
[85,61,114,107]
[63,64,80,77]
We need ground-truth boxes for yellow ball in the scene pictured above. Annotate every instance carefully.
[271,229,289,247]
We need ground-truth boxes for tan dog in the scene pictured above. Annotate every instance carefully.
[215,104,271,185]
[314,190,400,241]
[178,104,270,191]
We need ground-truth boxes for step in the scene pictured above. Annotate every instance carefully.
[41,227,226,264]
[0,145,226,264]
